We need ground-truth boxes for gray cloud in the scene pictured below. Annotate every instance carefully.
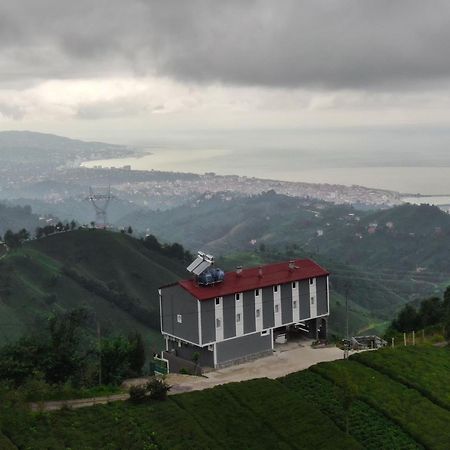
[1,0,450,90]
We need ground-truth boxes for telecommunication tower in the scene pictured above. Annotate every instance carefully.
[86,186,115,228]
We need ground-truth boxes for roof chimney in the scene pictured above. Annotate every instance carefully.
[258,266,263,278]
[236,266,243,277]
[289,260,298,271]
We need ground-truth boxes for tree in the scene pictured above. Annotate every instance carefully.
[70,220,77,231]
[3,230,20,250]
[35,227,44,239]
[128,332,146,376]
[392,304,419,332]
[418,297,443,328]
[17,228,29,242]
[46,309,90,385]
[100,336,132,385]
[127,226,133,234]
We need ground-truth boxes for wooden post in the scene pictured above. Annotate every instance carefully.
[412,330,415,346]
[403,332,407,346]
[391,337,395,348]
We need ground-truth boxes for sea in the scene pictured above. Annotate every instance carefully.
[82,129,450,206]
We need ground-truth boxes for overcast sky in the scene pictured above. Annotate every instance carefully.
[1,0,450,143]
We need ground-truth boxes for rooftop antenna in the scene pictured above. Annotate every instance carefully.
[86,186,115,228]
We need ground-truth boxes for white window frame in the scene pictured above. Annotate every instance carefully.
[177,314,182,323]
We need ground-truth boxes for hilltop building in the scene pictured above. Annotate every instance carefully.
[158,256,329,373]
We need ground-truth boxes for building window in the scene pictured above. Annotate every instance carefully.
[311,297,315,304]
[261,330,270,336]
[236,313,241,323]
[310,278,314,285]
[235,293,240,301]
[275,304,279,313]
[292,281,296,289]
[177,314,182,323]
[216,318,221,328]
[273,285,278,293]
[256,308,261,318]
[255,289,259,296]
[215,297,220,305]
[208,344,214,351]
[177,340,182,348]
[293,301,297,309]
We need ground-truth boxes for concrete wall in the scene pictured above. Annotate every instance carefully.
[216,332,272,365]
[160,284,199,344]
[200,298,216,344]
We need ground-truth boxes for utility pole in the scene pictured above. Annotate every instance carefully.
[344,281,350,359]
[97,318,102,386]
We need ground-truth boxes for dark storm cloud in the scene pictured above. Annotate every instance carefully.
[2,0,450,89]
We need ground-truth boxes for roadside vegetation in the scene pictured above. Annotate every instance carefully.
[0,346,448,449]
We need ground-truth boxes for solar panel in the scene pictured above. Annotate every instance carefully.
[187,256,204,273]
[192,260,211,275]
[186,251,215,275]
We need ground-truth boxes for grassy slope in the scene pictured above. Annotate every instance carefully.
[123,194,450,333]
[3,346,449,449]
[0,230,187,346]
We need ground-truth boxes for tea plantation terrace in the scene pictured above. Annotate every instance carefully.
[159,256,329,372]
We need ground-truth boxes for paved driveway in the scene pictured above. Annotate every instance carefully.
[168,341,345,393]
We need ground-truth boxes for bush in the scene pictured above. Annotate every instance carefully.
[128,377,171,403]
[129,385,148,404]
[147,377,171,401]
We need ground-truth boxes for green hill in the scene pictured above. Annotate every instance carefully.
[0,230,187,345]
[120,193,450,331]
[2,345,449,449]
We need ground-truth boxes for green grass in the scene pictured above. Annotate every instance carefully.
[352,346,450,410]
[2,346,450,449]
[312,358,450,450]
[0,230,187,347]
[223,379,362,449]
[281,370,422,450]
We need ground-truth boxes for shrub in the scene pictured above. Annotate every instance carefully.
[129,385,148,404]
[147,377,171,401]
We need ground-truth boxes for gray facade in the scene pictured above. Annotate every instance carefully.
[262,286,275,329]
[216,332,272,366]
[200,298,215,344]
[160,284,199,344]
[280,283,293,324]
[243,290,256,334]
[160,274,329,372]
[223,294,236,339]
[299,280,311,320]
[316,276,328,317]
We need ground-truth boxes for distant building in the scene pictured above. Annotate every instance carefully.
[158,258,329,373]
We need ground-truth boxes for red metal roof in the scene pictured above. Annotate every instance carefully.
[177,258,329,301]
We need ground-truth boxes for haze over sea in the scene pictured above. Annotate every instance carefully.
[83,129,450,197]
